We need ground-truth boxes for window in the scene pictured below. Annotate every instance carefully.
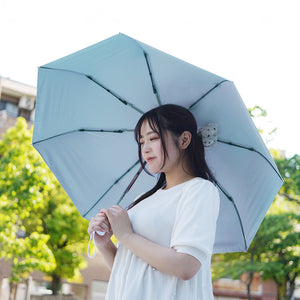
[0,100,19,117]
[19,108,31,120]
[0,101,6,110]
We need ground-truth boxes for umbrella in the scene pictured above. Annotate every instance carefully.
[32,33,283,253]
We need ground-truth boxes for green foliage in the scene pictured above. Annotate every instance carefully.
[42,179,89,286]
[0,117,89,293]
[248,105,277,143]
[275,154,300,200]
[212,153,300,300]
[257,205,299,276]
[0,118,55,282]
[248,105,267,118]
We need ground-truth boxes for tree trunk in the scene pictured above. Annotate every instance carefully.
[246,251,254,300]
[51,274,61,295]
[277,280,288,300]
[247,271,254,300]
[287,279,295,300]
[9,282,17,300]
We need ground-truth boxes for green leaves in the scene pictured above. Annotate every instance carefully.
[0,117,89,293]
[212,153,300,300]
[275,154,300,200]
[42,182,89,285]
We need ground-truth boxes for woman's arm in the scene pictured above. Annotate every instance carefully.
[102,206,201,280]
[88,212,117,271]
[95,238,117,271]
[123,232,201,280]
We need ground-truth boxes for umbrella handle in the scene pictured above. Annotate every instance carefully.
[87,231,106,259]
[117,164,145,205]
[96,231,105,236]
[87,231,96,258]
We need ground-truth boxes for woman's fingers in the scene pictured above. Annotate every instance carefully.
[103,205,124,219]
[101,205,133,242]
[88,211,111,235]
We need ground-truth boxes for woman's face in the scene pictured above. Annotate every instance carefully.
[139,120,180,174]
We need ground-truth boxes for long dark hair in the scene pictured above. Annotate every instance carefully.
[128,104,215,209]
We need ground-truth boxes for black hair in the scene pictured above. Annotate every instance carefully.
[128,104,215,209]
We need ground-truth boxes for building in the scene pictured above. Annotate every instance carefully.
[0,76,36,134]
[0,76,282,300]
[213,274,278,300]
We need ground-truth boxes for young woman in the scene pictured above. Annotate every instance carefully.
[88,104,220,300]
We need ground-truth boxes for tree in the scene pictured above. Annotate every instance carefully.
[0,118,55,300]
[212,154,300,300]
[41,179,89,295]
[274,154,300,204]
[212,216,271,300]
[257,202,300,300]
[0,117,89,297]
[248,105,277,144]
[260,152,300,299]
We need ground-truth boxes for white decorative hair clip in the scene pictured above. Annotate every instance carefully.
[198,123,218,147]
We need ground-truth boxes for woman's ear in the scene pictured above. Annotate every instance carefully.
[179,131,192,149]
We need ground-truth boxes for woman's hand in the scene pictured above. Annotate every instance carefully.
[88,211,113,248]
[102,205,133,243]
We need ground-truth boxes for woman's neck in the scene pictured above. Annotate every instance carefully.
[163,170,195,190]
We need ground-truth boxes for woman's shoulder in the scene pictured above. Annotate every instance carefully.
[176,177,220,217]
[185,177,218,191]
[182,177,220,204]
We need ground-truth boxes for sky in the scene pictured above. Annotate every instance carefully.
[0,0,299,157]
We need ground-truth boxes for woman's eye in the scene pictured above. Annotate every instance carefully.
[150,137,159,141]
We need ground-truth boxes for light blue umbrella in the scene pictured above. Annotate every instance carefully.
[32,33,283,253]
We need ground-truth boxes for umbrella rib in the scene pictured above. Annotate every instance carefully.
[32,129,133,145]
[79,129,134,133]
[83,161,140,218]
[216,181,248,250]
[189,80,229,110]
[218,139,283,181]
[85,75,144,114]
[39,66,144,115]
[142,51,162,106]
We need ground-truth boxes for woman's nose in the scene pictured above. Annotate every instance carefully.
[142,142,150,153]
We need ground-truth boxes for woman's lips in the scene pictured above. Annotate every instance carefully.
[146,157,156,163]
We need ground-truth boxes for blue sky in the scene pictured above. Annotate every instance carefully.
[1,0,299,157]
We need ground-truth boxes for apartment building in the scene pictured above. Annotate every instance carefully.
[0,76,36,134]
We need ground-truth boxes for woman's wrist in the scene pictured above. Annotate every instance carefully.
[120,232,142,256]
[96,238,117,271]
[117,230,135,246]
[95,236,115,251]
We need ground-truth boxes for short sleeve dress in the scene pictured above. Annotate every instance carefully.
[105,177,220,300]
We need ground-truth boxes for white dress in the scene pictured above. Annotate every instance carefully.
[105,177,220,300]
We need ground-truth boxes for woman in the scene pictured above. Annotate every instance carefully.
[88,104,220,299]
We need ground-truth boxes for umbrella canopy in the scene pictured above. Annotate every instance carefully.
[32,33,283,253]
